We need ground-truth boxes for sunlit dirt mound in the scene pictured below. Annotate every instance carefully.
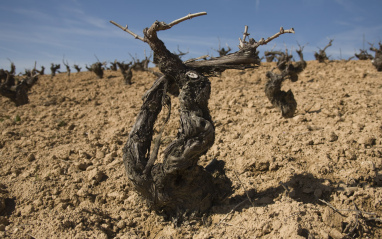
[0,60,381,238]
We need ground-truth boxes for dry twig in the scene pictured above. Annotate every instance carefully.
[215,199,249,228]
[233,170,255,207]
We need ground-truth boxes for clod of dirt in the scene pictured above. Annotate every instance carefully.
[26,153,36,162]
[327,131,338,142]
[322,206,343,229]
[76,186,90,198]
[75,162,91,171]
[358,135,376,147]
[20,204,34,216]
[87,168,106,183]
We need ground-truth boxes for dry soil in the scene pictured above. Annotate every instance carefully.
[0,60,381,238]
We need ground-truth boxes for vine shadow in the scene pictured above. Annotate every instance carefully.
[214,172,334,215]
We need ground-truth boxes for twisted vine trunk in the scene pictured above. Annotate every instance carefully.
[0,73,38,106]
[111,14,294,216]
[265,71,297,118]
[122,20,223,215]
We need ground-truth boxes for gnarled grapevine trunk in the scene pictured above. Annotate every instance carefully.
[111,14,294,216]
[265,71,297,118]
[0,72,39,106]
[118,15,222,215]
[264,44,306,118]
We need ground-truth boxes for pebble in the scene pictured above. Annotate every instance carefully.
[67,124,75,130]
[327,131,338,142]
[107,191,127,200]
[1,130,16,136]
[117,220,126,229]
[293,115,306,123]
[272,219,282,231]
[329,228,344,239]
[358,136,376,147]
[88,168,106,183]
[103,153,114,165]
[79,151,92,159]
[95,230,108,239]
[77,187,90,197]
[33,198,43,207]
[95,150,105,159]
[345,150,357,161]
[75,162,91,171]
[27,153,36,162]
[52,188,60,195]
[20,205,34,216]
[255,161,270,171]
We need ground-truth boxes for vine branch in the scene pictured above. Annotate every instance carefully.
[110,12,206,42]
[109,21,145,42]
[239,26,295,49]
[168,12,207,28]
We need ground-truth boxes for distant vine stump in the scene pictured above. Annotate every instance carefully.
[370,42,382,71]
[36,66,45,75]
[110,60,118,71]
[50,63,60,77]
[111,14,294,216]
[265,70,297,118]
[0,62,15,83]
[355,49,373,60]
[314,39,333,63]
[0,72,39,106]
[264,44,306,118]
[86,62,104,79]
[63,60,71,77]
[116,62,133,85]
[73,65,81,73]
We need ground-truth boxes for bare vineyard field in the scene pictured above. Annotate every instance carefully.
[0,60,381,238]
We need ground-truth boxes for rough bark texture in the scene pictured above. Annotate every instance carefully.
[186,49,261,75]
[111,15,293,216]
[120,19,229,216]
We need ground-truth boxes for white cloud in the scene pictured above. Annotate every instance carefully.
[334,0,356,12]
[256,0,260,11]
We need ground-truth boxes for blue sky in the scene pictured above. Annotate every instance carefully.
[0,0,381,72]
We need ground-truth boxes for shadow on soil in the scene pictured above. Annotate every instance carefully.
[221,172,334,213]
